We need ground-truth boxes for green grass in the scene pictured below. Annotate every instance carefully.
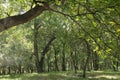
[0,71,120,80]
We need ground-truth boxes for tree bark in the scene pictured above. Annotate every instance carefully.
[2,67,5,75]
[0,3,49,32]
[82,40,91,78]
[54,47,59,71]
[47,54,51,72]
[8,66,11,74]
[18,64,22,74]
[62,43,66,71]
[39,36,56,72]
[74,50,78,73]
[34,18,41,73]
[33,17,56,72]
[93,51,99,70]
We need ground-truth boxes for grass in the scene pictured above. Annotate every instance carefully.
[0,71,120,80]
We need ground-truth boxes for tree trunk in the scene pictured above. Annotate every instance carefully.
[8,66,11,74]
[71,51,78,73]
[47,54,51,72]
[34,18,56,72]
[74,50,78,73]
[93,51,99,70]
[33,18,42,73]
[18,64,22,74]
[39,36,56,72]
[82,40,91,78]
[54,48,59,71]
[2,67,5,75]
[112,60,119,71]
[62,43,66,71]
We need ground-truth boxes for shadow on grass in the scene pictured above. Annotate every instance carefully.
[0,72,82,80]
[23,72,80,80]
[0,71,120,80]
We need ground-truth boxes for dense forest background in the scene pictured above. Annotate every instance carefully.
[0,0,120,79]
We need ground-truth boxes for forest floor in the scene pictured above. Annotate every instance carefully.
[0,71,120,80]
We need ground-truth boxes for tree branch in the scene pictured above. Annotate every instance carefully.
[0,3,49,32]
[42,36,56,54]
[50,9,101,49]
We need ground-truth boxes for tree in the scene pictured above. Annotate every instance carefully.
[0,0,120,78]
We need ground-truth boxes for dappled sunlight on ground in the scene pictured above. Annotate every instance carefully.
[89,75,120,79]
[0,71,120,80]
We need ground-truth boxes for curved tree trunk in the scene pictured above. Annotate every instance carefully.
[39,36,56,72]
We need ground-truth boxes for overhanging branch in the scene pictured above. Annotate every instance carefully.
[0,3,49,32]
